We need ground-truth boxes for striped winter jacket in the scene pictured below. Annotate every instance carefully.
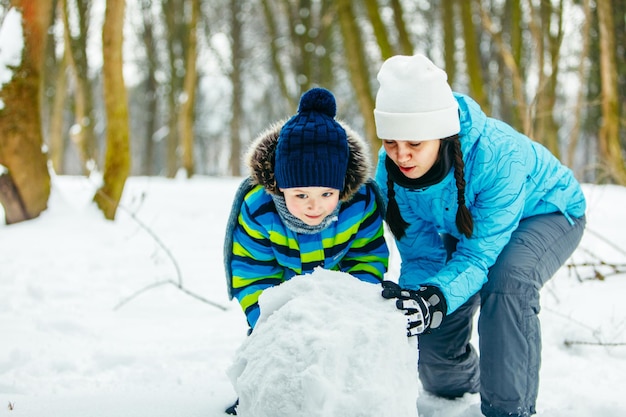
[224,121,389,328]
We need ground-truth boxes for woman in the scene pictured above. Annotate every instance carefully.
[373,54,586,417]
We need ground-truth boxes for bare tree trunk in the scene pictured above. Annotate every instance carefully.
[259,0,336,110]
[508,0,523,67]
[48,0,70,174]
[596,0,626,184]
[300,0,313,91]
[525,0,563,155]
[567,0,592,171]
[317,0,337,87]
[94,0,130,220]
[180,0,199,178]
[64,0,98,174]
[461,0,489,112]
[140,0,159,176]
[336,0,377,160]
[0,1,52,224]
[501,0,524,129]
[389,0,413,55]
[228,0,244,176]
[363,0,393,59]
[261,0,296,110]
[163,0,183,177]
[282,0,314,93]
[611,0,626,116]
[48,49,69,174]
[479,4,530,136]
[441,0,456,84]
[542,0,563,157]
[42,0,60,159]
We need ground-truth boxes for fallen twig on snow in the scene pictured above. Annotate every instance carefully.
[564,340,626,347]
[113,279,228,311]
[89,182,229,312]
[566,227,626,281]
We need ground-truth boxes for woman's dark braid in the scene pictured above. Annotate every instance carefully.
[386,176,409,239]
[450,136,473,238]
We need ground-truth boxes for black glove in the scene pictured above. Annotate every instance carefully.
[381,280,447,336]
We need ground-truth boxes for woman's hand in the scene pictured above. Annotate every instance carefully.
[381,281,446,336]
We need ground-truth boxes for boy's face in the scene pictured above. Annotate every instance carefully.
[280,187,341,226]
[382,139,441,179]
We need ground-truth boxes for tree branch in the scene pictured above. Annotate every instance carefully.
[565,227,626,281]
[113,279,228,311]
[89,181,228,311]
[564,340,626,347]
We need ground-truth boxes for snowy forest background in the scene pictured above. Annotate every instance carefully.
[1,2,626,415]
[0,0,625,224]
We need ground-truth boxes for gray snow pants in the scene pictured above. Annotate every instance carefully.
[417,213,586,417]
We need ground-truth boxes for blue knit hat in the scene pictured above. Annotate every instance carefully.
[274,88,349,191]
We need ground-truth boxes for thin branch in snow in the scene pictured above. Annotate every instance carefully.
[92,185,185,286]
[565,226,626,281]
[566,248,626,281]
[584,227,626,257]
[545,306,626,349]
[564,340,626,348]
[90,183,228,311]
[115,195,185,287]
[113,279,228,311]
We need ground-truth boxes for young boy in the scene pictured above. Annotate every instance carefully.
[222,88,389,414]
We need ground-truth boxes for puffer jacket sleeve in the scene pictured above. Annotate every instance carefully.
[337,181,389,283]
[426,172,526,313]
[223,177,254,300]
[229,185,285,328]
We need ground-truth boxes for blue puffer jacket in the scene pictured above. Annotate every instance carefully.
[375,93,586,314]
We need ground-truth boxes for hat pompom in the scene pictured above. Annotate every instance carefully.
[297,87,336,118]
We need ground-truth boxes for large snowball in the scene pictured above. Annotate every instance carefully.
[227,268,419,417]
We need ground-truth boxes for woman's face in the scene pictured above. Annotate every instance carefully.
[280,187,340,226]
[383,139,441,179]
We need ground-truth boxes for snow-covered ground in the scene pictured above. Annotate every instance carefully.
[1,175,625,416]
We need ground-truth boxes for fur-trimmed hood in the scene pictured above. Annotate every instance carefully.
[245,119,372,202]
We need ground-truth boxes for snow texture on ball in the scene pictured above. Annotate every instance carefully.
[227,268,420,417]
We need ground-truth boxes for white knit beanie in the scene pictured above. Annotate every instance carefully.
[374,54,460,141]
